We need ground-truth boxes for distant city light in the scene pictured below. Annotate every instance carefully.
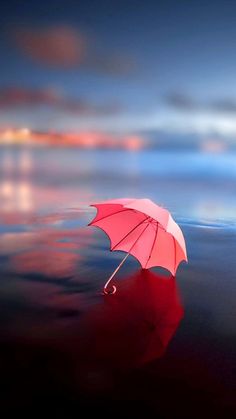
[200,139,227,153]
[0,128,144,150]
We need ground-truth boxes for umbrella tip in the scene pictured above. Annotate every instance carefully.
[103,285,117,295]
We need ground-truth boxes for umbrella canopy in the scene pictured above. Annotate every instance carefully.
[89,198,187,292]
[78,269,184,370]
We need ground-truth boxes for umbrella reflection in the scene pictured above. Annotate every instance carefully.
[76,269,184,374]
[0,267,184,402]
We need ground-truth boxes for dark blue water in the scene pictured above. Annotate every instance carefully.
[0,146,235,417]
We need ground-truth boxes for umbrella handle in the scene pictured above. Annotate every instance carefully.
[103,252,130,295]
[103,222,150,294]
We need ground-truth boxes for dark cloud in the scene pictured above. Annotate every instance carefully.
[85,53,135,76]
[164,92,198,111]
[0,86,122,115]
[11,24,135,76]
[209,99,236,113]
[165,91,236,114]
[0,87,60,107]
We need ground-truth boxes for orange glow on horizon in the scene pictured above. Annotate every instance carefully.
[0,128,145,150]
[124,135,143,151]
[0,127,31,144]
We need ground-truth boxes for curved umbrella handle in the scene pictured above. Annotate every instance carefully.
[103,252,130,294]
[103,222,150,294]
[103,284,117,295]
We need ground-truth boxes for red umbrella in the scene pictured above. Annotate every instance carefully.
[89,198,187,293]
[79,269,184,370]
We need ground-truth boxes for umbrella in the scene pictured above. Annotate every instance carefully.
[78,269,184,370]
[89,198,187,293]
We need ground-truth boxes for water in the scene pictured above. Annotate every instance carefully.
[0,146,235,416]
[0,146,236,224]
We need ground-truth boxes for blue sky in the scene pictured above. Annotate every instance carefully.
[1,0,236,135]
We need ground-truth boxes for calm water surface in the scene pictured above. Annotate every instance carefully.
[0,146,235,416]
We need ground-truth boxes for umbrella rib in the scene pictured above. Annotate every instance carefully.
[144,222,159,268]
[172,236,176,274]
[89,207,134,225]
[103,221,151,293]
[111,215,150,251]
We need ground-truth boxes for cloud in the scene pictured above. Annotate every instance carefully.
[3,87,236,137]
[12,24,135,76]
[164,92,198,111]
[14,25,86,68]
[165,91,236,114]
[0,87,122,115]
[209,99,236,113]
[85,53,135,76]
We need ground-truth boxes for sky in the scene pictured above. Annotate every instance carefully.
[1,0,236,137]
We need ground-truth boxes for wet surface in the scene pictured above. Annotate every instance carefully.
[0,147,236,417]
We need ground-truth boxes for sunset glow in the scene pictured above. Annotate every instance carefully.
[0,128,145,150]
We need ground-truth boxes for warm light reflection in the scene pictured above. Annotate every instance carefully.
[0,224,92,255]
[16,181,34,212]
[0,146,94,216]
[0,128,144,150]
[0,181,14,198]
[0,181,15,212]
[0,178,38,213]
[9,225,93,276]
[13,249,79,278]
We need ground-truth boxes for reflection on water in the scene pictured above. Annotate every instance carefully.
[13,249,79,278]
[78,270,184,372]
[0,146,236,415]
[0,146,236,224]
[0,147,34,213]
[0,178,34,213]
[0,261,184,411]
